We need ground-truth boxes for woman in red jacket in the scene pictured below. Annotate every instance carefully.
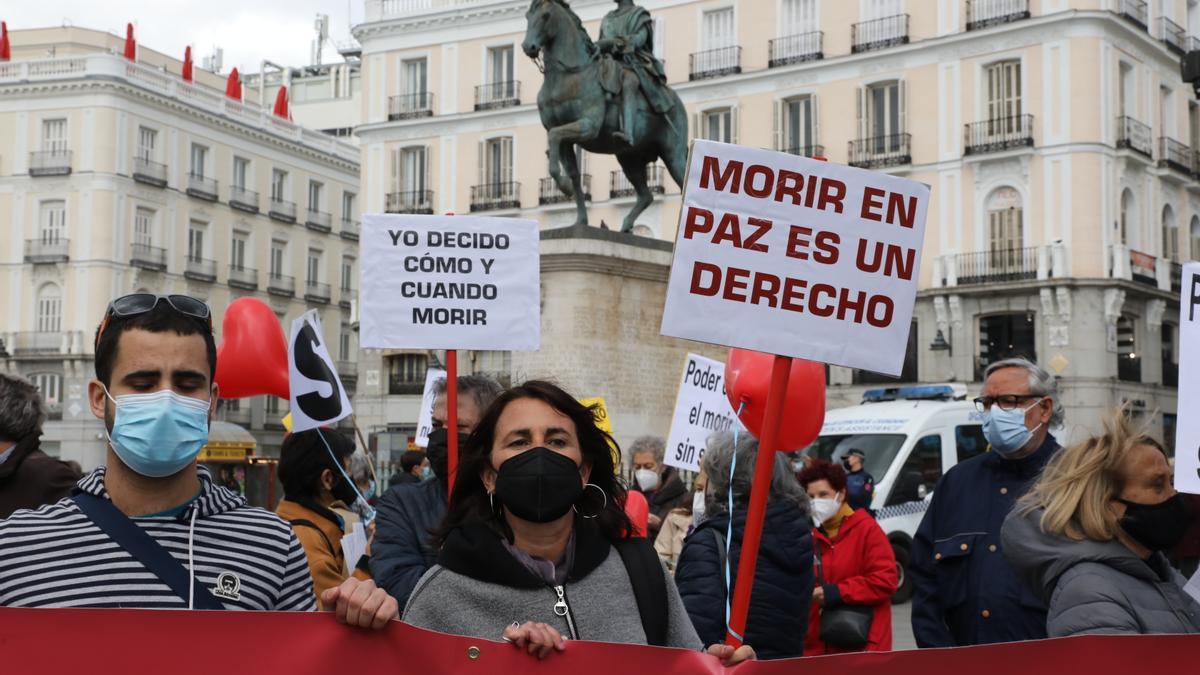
[797,459,898,655]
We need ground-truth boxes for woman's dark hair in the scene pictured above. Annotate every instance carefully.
[400,450,426,473]
[434,380,633,546]
[278,428,355,502]
[797,458,848,493]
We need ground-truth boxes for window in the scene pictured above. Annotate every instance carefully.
[308,180,324,213]
[42,119,67,153]
[955,425,988,463]
[270,241,286,277]
[977,313,1036,379]
[1163,323,1179,387]
[399,147,429,193]
[233,157,250,190]
[482,137,514,186]
[402,58,428,96]
[341,257,354,291]
[342,192,356,221]
[861,80,904,144]
[189,144,208,178]
[267,396,282,415]
[307,249,322,284]
[1164,413,1177,457]
[187,222,205,262]
[864,0,904,20]
[1191,215,1200,260]
[853,320,918,384]
[339,328,351,362]
[387,353,429,394]
[271,169,288,201]
[1190,102,1199,151]
[38,200,66,243]
[987,187,1024,267]
[36,284,62,333]
[137,127,157,161]
[985,61,1022,123]
[701,7,735,51]
[1163,205,1179,261]
[777,96,816,154]
[780,0,817,36]
[886,434,942,507]
[700,108,736,143]
[1161,86,1174,138]
[1119,62,1135,119]
[1117,314,1140,382]
[134,207,154,247]
[487,45,514,88]
[1120,189,1136,247]
[30,373,62,408]
[231,233,248,270]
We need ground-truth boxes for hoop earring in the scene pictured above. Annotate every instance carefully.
[488,491,496,514]
[572,483,608,519]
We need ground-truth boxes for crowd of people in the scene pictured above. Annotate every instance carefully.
[0,292,1198,663]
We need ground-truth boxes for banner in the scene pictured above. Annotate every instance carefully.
[2,607,1199,675]
[660,140,930,376]
[664,353,745,472]
[359,214,540,351]
[288,310,352,433]
[1175,261,1200,495]
[416,368,447,448]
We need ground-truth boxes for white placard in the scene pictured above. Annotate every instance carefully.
[341,521,368,573]
[415,368,447,448]
[1174,262,1200,495]
[660,140,931,376]
[288,310,353,433]
[664,353,745,472]
[359,214,540,351]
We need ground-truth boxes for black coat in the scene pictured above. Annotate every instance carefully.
[369,478,447,608]
[0,435,80,519]
[674,501,814,659]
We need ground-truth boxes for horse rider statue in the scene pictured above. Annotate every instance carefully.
[595,0,674,145]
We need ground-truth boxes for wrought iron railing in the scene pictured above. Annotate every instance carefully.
[341,219,360,240]
[539,175,592,205]
[966,0,1030,31]
[269,198,297,223]
[11,332,63,354]
[964,114,1034,155]
[267,274,296,297]
[769,32,823,67]
[1159,138,1193,175]
[305,210,332,233]
[1116,116,1153,158]
[954,248,1039,285]
[848,133,912,169]
[469,182,521,211]
[186,173,218,201]
[610,166,665,198]
[24,238,69,264]
[385,190,434,214]
[1118,0,1148,30]
[228,186,259,212]
[29,150,72,176]
[304,281,332,304]
[388,92,435,120]
[228,265,258,290]
[780,145,826,158]
[851,14,909,53]
[184,257,217,282]
[130,243,167,271]
[689,46,742,80]
[474,81,520,110]
[132,157,167,187]
[1159,17,1186,55]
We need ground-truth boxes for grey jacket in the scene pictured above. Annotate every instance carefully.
[1002,508,1200,637]
[402,522,704,649]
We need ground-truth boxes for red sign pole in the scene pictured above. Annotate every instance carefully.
[725,354,793,647]
[443,211,459,497]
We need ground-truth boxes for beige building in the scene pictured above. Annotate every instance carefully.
[352,0,1200,450]
[0,27,361,468]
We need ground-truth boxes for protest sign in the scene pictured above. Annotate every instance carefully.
[1174,262,1200,495]
[288,310,352,433]
[578,397,613,435]
[359,214,540,351]
[664,353,745,472]
[415,368,447,448]
[660,140,931,376]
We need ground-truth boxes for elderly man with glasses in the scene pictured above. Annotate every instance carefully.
[909,357,1063,648]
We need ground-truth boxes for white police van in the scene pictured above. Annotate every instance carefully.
[801,384,986,602]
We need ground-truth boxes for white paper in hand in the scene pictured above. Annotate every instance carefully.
[341,522,369,573]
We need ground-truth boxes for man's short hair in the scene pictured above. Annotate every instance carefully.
[432,374,504,411]
[628,436,666,465]
[846,449,865,459]
[94,301,217,387]
[400,450,426,473]
[0,373,47,442]
[984,357,1065,428]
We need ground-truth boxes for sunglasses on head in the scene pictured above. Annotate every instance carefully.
[95,293,213,348]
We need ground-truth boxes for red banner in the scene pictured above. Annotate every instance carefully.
[0,607,1197,674]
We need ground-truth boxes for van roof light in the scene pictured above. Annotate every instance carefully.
[861,384,968,403]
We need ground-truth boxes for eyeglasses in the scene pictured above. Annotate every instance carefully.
[973,395,1043,413]
[95,293,212,348]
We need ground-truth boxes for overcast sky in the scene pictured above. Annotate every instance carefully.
[6,0,364,73]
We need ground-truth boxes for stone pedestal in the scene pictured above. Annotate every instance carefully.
[512,225,727,453]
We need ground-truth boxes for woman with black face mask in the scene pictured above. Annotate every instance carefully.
[1001,410,1200,636]
[392,381,754,666]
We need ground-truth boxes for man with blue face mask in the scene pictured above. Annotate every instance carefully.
[910,357,1062,648]
[0,294,396,630]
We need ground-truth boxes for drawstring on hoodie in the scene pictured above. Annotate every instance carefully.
[187,505,198,610]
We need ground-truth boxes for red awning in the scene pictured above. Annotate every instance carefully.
[225,67,241,100]
[123,23,136,61]
[182,45,193,82]
[272,85,289,118]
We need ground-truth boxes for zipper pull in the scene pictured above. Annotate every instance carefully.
[553,585,569,617]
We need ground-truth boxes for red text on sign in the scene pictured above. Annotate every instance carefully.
[856,240,916,280]
[683,207,772,253]
[785,226,840,264]
[698,156,847,214]
[860,187,918,229]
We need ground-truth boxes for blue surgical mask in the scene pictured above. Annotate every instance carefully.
[104,387,211,478]
[420,465,434,481]
[982,398,1043,458]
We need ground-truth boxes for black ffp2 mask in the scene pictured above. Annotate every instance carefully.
[1117,494,1194,552]
[494,447,583,523]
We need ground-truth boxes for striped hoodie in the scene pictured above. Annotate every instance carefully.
[0,466,316,610]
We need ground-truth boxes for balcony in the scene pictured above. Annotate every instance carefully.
[341,219,360,241]
[29,150,72,176]
[229,186,260,213]
[304,281,332,304]
[339,286,354,310]
[1130,249,1158,286]
[780,144,826,159]
[228,265,258,290]
[851,14,909,53]
[953,248,1039,285]
[269,198,297,223]
[386,190,434,214]
[130,243,167,271]
[689,46,742,81]
[1159,138,1193,175]
[539,175,592,205]
[267,274,295,297]
[769,32,823,68]
[222,406,252,426]
[184,257,217,283]
[848,133,912,169]
[24,238,69,264]
[1118,0,1148,31]
[610,165,665,199]
[1159,17,1187,55]
[337,361,358,387]
[11,332,64,355]
[964,114,1034,155]
[389,375,425,396]
[132,157,168,187]
[966,0,1030,31]
[1116,116,1153,159]
[389,92,434,120]
[474,81,520,111]
[186,173,218,201]
[469,182,521,211]
[306,210,333,233]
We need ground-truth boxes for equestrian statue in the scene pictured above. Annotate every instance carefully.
[523,0,688,233]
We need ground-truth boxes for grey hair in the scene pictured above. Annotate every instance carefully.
[985,357,1065,427]
[349,452,372,483]
[628,436,666,464]
[433,374,504,411]
[0,373,47,442]
[703,431,809,518]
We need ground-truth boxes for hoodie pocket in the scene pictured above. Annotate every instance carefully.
[932,534,980,610]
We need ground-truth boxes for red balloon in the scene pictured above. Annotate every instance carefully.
[724,349,826,451]
[214,298,289,400]
[624,489,649,538]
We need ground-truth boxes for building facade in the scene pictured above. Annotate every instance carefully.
[0,27,361,468]
[353,0,1198,448]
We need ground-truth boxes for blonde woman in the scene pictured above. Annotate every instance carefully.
[1001,412,1200,636]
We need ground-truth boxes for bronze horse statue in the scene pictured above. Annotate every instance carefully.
[522,0,687,232]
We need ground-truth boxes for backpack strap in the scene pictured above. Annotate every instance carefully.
[614,537,668,647]
[709,527,728,591]
[289,518,337,558]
